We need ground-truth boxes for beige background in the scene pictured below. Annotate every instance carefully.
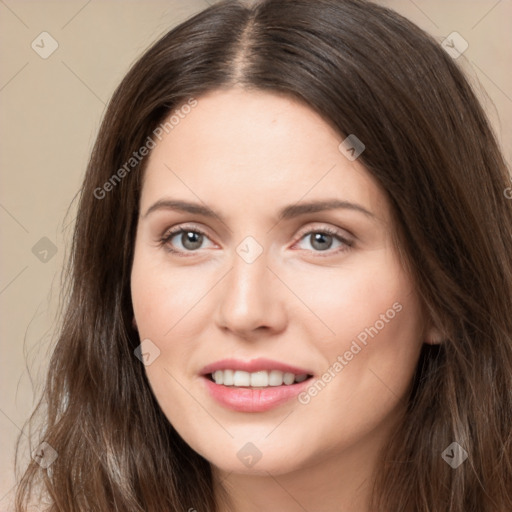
[1,0,511,507]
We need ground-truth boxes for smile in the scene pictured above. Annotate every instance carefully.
[200,358,315,412]
[209,369,310,387]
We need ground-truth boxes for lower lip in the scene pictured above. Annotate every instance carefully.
[202,376,312,412]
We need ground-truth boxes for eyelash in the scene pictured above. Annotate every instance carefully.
[159,224,354,258]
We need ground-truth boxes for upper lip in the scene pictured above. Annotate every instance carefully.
[200,358,314,376]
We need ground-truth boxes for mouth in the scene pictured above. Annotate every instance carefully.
[199,360,315,412]
[205,369,313,387]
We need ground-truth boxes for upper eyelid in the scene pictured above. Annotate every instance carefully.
[295,223,350,238]
[163,223,212,239]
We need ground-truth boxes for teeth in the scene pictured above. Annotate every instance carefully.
[210,369,310,387]
[213,370,224,385]
[250,371,268,387]
[233,371,250,387]
[223,369,234,386]
[269,370,284,386]
[283,372,295,385]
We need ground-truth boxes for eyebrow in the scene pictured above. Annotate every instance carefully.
[143,198,375,222]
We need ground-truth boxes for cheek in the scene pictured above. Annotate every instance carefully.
[131,252,205,338]
[287,248,419,345]
[130,254,205,421]
[130,250,215,394]
[293,248,424,405]
[296,252,423,418]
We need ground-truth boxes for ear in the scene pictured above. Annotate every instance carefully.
[424,324,443,345]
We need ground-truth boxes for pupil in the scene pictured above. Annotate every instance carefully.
[311,233,332,251]
[182,232,202,250]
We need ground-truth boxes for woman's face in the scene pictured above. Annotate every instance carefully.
[131,88,427,477]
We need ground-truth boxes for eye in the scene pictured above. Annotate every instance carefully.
[159,224,353,257]
[160,225,214,254]
[294,227,353,255]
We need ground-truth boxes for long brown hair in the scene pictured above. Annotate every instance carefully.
[15,0,512,510]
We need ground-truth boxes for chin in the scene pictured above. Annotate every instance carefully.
[189,434,315,476]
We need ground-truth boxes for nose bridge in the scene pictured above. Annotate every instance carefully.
[216,237,285,333]
[226,243,271,309]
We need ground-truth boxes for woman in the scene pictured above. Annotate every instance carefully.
[15,0,512,510]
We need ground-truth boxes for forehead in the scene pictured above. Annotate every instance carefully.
[140,88,389,223]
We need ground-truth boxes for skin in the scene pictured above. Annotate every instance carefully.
[131,88,439,512]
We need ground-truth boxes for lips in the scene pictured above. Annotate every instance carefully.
[199,358,315,413]
[200,357,314,376]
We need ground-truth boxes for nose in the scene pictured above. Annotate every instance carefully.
[215,246,287,338]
